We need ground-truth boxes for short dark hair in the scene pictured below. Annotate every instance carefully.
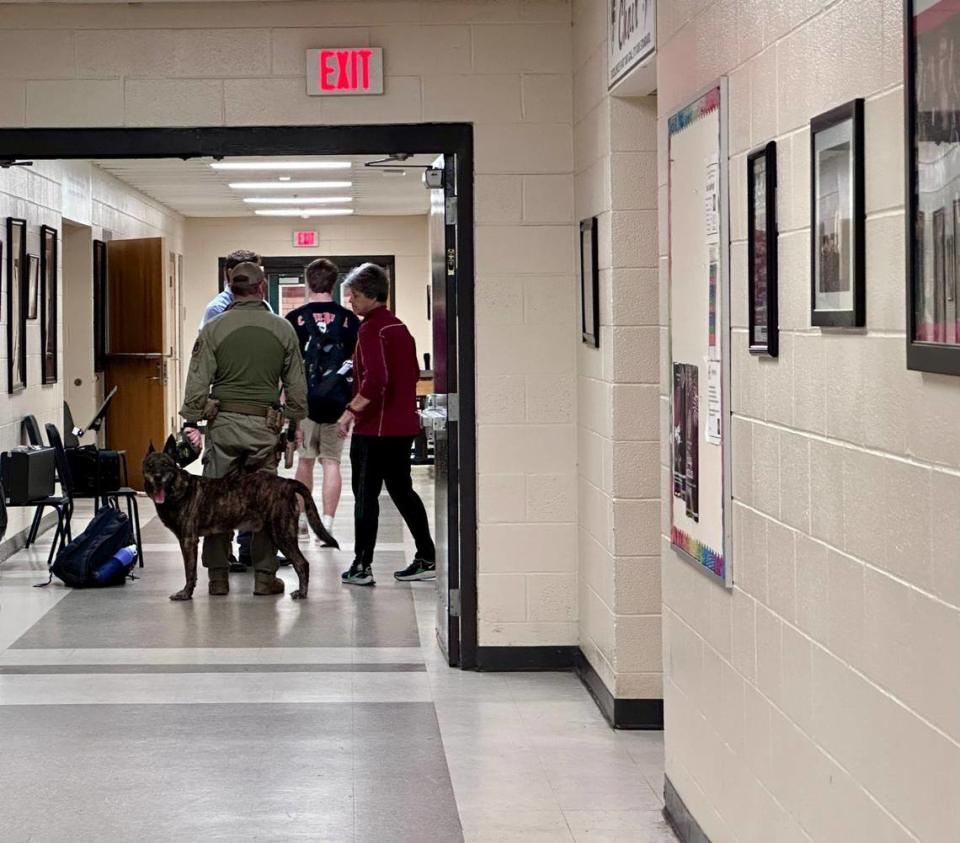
[342,262,388,303]
[305,258,339,294]
[224,249,261,283]
[228,261,265,296]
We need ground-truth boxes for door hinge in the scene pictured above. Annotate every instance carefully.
[447,393,459,423]
[449,588,461,617]
[446,247,456,276]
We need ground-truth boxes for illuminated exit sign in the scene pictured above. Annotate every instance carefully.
[306,48,383,96]
[292,230,318,248]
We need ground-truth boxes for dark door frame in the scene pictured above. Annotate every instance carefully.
[0,124,477,668]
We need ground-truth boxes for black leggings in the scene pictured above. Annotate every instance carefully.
[351,434,435,566]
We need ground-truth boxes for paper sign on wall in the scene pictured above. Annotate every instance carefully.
[705,156,719,245]
[706,360,722,445]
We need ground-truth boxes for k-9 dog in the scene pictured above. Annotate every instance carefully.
[143,437,337,601]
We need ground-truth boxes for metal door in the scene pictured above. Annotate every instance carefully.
[428,154,461,666]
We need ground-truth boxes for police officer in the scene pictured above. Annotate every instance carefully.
[181,261,307,596]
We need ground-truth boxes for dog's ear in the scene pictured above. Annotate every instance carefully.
[145,441,156,457]
[163,434,178,459]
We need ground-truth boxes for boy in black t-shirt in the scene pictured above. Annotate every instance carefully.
[285,259,360,542]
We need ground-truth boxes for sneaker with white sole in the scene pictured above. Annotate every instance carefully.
[393,558,436,581]
[341,561,375,586]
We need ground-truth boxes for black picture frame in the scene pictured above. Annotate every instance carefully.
[6,217,26,393]
[747,141,778,356]
[580,217,599,347]
[904,0,960,374]
[810,98,865,328]
[93,239,107,373]
[26,254,39,320]
[40,225,57,384]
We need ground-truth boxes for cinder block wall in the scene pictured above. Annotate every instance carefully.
[0,0,579,645]
[573,0,662,701]
[658,2,960,841]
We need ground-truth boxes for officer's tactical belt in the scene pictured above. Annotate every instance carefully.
[217,401,270,417]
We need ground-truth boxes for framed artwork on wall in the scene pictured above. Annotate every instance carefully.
[810,98,865,328]
[26,254,39,320]
[40,225,58,384]
[905,0,960,373]
[93,239,107,373]
[6,217,26,393]
[747,141,778,356]
[580,216,599,348]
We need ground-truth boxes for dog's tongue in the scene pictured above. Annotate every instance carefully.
[151,489,166,505]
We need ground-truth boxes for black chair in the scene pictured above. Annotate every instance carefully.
[4,439,72,569]
[45,423,144,568]
[22,416,48,547]
[63,401,81,449]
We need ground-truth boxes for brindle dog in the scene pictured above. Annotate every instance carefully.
[143,436,337,601]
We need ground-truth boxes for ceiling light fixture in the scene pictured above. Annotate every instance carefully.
[243,196,353,205]
[211,161,351,171]
[253,208,355,217]
[229,180,353,190]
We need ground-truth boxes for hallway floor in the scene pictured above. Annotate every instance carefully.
[0,465,676,842]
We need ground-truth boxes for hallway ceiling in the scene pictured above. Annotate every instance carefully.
[92,155,435,218]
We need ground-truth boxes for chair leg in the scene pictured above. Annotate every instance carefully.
[27,506,43,547]
[46,508,63,569]
[129,495,144,568]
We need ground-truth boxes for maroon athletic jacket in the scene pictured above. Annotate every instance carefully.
[352,306,422,437]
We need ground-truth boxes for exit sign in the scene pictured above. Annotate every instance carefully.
[293,230,318,248]
[306,48,383,96]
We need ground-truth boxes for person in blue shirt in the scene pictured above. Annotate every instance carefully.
[200,248,272,329]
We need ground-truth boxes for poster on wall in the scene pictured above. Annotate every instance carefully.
[608,0,656,89]
[906,0,960,374]
[667,82,732,586]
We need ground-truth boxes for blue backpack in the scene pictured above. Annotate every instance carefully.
[48,507,136,589]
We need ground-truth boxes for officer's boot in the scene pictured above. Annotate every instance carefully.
[254,572,285,596]
[208,568,229,596]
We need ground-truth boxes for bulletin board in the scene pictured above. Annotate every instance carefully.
[667,80,732,587]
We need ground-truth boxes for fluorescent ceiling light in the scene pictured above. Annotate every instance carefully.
[243,196,353,205]
[254,208,355,217]
[211,161,351,171]
[229,180,352,190]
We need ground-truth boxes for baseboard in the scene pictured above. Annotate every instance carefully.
[664,775,712,843]
[0,513,57,565]
[574,649,664,730]
[475,645,577,671]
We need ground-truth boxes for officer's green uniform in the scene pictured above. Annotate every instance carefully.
[180,299,307,577]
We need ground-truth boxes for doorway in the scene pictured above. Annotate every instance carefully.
[0,124,477,668]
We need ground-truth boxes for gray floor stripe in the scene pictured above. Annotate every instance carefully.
[0,663,425,674]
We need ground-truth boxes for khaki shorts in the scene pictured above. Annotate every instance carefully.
[298,418,344,462]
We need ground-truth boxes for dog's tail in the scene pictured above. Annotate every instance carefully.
[292,481,339,549]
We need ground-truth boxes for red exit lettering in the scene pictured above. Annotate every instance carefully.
[294,230,318,248]
[319,49,374,92]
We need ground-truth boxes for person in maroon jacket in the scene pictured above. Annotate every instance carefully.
[336,263,436,586]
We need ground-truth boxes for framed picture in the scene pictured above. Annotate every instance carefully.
[905,0,960,373]
[580,217,599,347]
[93,239,107,373]
[6,218,26,393]
[40,225,58,384]
[810,98,865,328]
[26,254,39,320]
[747,141,778,356]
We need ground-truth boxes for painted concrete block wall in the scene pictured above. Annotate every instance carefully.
[181,215,431,364]
[573,0,662,700]
[0,160,182,539]
[0,0,577,645]
[658,2,960,841]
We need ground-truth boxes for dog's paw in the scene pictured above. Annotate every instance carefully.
[169,590,193,601]
[290,589,307,600]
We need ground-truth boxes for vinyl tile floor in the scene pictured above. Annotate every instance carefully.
[0,462,676,843]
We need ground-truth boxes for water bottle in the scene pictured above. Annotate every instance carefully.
[92,545,138,585]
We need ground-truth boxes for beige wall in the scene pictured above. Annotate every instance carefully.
[0,0,578,644]
[181,214,431,363]
[659,2,960,842]
[0,160,183,539]
[573,0,662,701]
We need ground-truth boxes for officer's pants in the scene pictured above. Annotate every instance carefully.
[200,412,280,576]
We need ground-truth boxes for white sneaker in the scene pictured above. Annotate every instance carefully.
[298,513,309,537]
[321,514,334,534]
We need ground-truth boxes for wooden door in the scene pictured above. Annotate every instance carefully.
[104,237,166,490]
